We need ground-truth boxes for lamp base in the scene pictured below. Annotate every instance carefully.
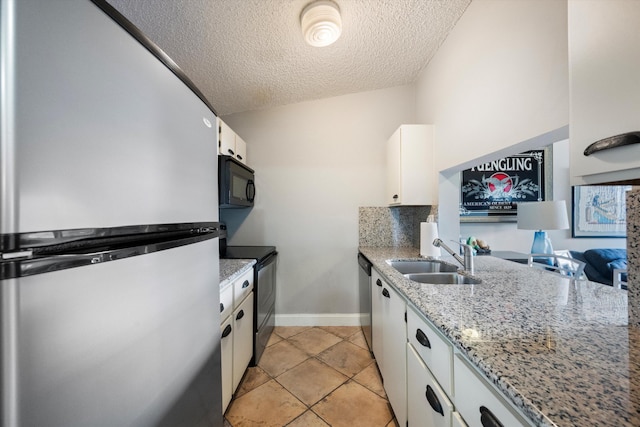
[531,230,553,265]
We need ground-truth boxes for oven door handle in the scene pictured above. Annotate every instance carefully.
[257,252,278,270]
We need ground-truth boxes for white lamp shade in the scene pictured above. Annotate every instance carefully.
[301,1,342,47]
[517,200,569,230]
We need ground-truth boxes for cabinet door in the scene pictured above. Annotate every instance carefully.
[387,127,401,205]
[220,316,233,412]
[220,284,233,321]
[569,0,640,184]
[407,307,453,396]
[219,118,236,157]
[452,411,468,427]
[232,293,254,391]
[386,125,436,206]
[371,269,385,364]
[454,354,531,427]
[233,269,254,309]
[380,282,407,427]
[235,134,247,165]
[400,125,435,205]
[407,345,453,427]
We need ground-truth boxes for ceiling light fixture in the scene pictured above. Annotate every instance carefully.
[300,1,342,47]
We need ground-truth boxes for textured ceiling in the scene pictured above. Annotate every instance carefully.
[106,0,472,116]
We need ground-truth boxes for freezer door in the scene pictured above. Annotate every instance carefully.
[14,239,222,427]
[4,0,218,234]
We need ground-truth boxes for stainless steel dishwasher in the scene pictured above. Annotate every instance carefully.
[358,253,373,353]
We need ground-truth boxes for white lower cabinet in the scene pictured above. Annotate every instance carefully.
[407,344,453,427]
[454,354,530,427]
[407,306,453,397]
[220,317,233,412]
[371,270,385,364]
[371,269,407,427]
[452,411,468,427]
[381,283,407,427]
[368,267,534,427]
[232,292,254,391]
[220,268,255,413]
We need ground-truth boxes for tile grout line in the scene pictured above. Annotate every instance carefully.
[227,326,394,427]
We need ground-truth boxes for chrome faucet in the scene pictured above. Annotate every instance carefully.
[433,238,474,274]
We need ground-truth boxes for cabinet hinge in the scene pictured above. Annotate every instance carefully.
[404,311,407,323]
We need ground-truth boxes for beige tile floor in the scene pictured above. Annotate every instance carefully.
[224,326,398,427]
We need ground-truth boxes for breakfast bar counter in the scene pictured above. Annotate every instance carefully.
[359,246,640,427]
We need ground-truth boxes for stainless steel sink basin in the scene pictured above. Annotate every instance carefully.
[387,260,459,274]
[403,272,481,285]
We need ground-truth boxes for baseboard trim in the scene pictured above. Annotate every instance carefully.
[275,313,363,327]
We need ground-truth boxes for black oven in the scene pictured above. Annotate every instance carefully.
[221,245,277,366]
[218,155,255,208]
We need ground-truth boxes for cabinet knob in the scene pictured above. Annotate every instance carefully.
[376,278,382,287]
[480,406,504,427]
[392,194,398,199]
[242,280,250,288]
[426,385,444,416]
[236,309,245,320]
[221,324,232,338]
[227,149,235,155]
[237,155,243,160]
[382,288,390,298]
[220,303,224,313]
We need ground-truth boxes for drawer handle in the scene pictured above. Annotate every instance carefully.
[220,303,224,313]
[236,309,245,320]
[376,278,382,287]
[416,328,431,348]
[237,154,243,160]
[221,324,232,338]
[242,280,250,289]
[480,406,504,427]
[382,288,390,298]
[425,385,444,416]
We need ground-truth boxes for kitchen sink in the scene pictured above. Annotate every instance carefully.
[403,272,481,285]
[387,259,459,274]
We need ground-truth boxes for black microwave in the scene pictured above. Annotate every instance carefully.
[218,155,255,208]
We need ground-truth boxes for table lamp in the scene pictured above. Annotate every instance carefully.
[517,200,569,255]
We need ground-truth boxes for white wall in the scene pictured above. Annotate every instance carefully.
[414,0,571,244]
[415,0,569,172]
[459,140,626,253]
[221,85,415,324]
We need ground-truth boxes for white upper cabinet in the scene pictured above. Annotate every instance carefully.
[569,0,640,184]
[218,118,248,165]
[234,134,247,165]
[387,125,436,206]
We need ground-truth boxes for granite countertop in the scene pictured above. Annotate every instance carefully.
[359,246,640,427]
[219,258,256,291]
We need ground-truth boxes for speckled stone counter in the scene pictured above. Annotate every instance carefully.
[359,246,640,427]
[219,259,255,290]
[627,189,639,326]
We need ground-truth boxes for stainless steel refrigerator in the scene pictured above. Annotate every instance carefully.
[1,1,222,426]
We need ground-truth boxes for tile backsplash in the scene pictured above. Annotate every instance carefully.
[359,206,436,247]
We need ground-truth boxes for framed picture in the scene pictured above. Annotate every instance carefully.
[459,148,552,222]
[571,185,631,238]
